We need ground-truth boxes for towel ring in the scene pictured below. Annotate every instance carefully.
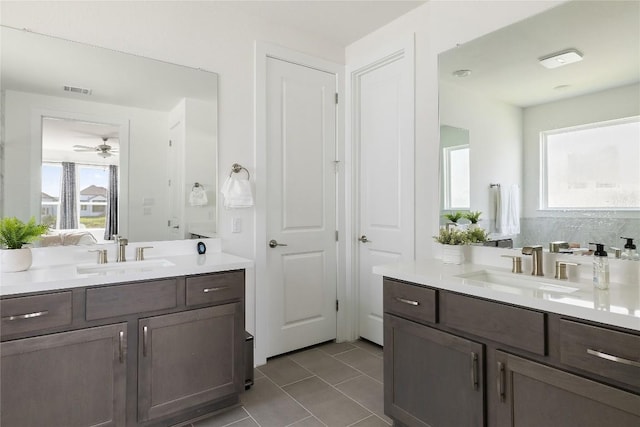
[489,183,501,188]
[230,163,250,179]
[192,182,205,190]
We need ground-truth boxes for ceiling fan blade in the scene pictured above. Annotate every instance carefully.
[73,144,98,151]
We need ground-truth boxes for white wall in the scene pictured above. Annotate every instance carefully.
[439,81,522,229]
[523,82,640,217]
[346,0,564,259]
[3,90,168,242]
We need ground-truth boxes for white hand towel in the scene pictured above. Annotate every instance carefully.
[505,184,520,235]
[221,175,254,208]
[189,185,208,206]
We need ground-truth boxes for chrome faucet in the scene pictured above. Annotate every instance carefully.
[115,236,128,262]
[522,245,544,276]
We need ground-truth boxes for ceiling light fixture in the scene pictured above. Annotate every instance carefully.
[539,49,583,69]
[452,69,472,78]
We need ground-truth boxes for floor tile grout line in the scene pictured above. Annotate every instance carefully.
[258,373,329,427]
[326,354,384,386]
[308,369,382,422]
[278,373,318,388]
[345,414,378,427]
[220,415,252,427]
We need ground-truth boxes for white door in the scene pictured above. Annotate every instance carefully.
[266,57,338,357]
[354,47,414,345]
[167,120,184,239]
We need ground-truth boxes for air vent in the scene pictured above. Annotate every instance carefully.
[63,85,92,95]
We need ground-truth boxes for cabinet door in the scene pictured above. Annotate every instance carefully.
[384,314,484,427]
[495,351,640,427]
[1,323,127,427]
[138,303,244,422]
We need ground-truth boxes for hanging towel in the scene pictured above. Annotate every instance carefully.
[495,184,520,235]
[505,184,520,235]
[221,174,254,208]
[189,185,208,206]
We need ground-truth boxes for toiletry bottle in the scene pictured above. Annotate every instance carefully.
[620,237,639,261]
[591,243,609,290]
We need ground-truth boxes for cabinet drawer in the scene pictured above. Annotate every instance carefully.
[1,292,72,337]
[440,292,546,355]
[559,319,640,389]
[383,278,437,325]
[186,270,244,307]
[86,278,178,320]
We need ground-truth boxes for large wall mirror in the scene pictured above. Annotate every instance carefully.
[438,0,640,249]
[1,26,219,243]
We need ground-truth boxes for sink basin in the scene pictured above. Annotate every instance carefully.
[77,259,175,275]
[456,270,580,296]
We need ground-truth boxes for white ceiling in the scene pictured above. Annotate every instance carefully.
[439,1,640,107]
[221,1,426,46]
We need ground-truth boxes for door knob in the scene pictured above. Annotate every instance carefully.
[269,239,288,248]
[358,235,371,243]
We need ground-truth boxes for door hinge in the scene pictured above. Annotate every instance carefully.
[169,140,172,147]
[167,220,170,227]
[168,179,171,187]
[335,93,339,104]
[335,230,339,241]
[333,160,340,173]
[336,299,339,311]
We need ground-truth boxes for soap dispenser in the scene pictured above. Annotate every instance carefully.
[591,243,610,290]
[620,237,639,261]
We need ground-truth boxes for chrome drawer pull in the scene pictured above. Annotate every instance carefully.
[587,349,640,368]
[203,286,229,293]
[497,361,506,402]
[118,331,125,364]
[395,297,419,306]
[143,326,148,357]
[2,310,49,321]
[470,352,479,390]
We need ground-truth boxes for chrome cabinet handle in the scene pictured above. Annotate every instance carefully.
[119,331,125,364]
[471,352,479,390]
[2,310,49,321]
[143,326,148,357]
[268,239,288,248]
[395,297,419,306]
[203,286,229,293]
[497,361,506,402]
[587,348,640,368]
[358,235,371,243]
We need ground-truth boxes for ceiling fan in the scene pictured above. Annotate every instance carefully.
[73,137,119,158]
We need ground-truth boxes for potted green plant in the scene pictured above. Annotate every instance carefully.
[0,217,49,272]
[433,227,469,264]
[443,212,463,224]
[463,211,482,228]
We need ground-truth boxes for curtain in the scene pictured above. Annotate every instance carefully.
[104,164,118,240]
[59,162,77,229]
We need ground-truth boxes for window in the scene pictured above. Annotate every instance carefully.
[442,145,470,210]
[41,163,109,230]
[541,117,640,210]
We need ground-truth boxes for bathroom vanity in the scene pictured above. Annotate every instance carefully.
[375,260,640,427]
[0,239,252,427]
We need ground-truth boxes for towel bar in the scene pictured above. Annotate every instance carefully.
[489,183,501,188]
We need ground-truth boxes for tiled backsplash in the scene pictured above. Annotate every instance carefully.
[516,216,640,250]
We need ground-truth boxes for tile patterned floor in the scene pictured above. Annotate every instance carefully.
[184,339,389,427]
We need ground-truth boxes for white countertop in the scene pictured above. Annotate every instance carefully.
[0,238,253,297]
[374,259,640,332]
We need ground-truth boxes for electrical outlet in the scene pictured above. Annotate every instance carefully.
[232,217,242,233]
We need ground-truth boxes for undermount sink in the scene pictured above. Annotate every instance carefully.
[455,269,580,296]
[76,259,175,275]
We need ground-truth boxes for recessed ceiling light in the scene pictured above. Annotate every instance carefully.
[452,69,472,78]
[539,49,583,69]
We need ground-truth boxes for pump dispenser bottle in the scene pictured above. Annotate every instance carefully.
[621,237,639,261]
[591,243,610,289]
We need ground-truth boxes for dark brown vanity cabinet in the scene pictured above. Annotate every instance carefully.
[0,269,246,427]
[384,314,484,427]
[494,351,640,427]
[138,302,244,422]
[383,277,640,427]
[1,323,127,427]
